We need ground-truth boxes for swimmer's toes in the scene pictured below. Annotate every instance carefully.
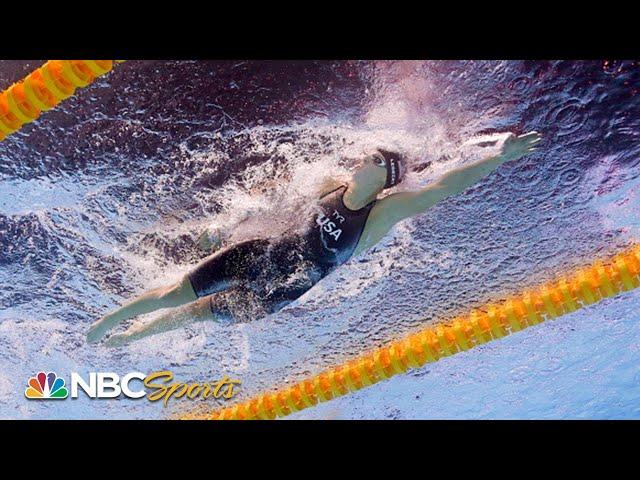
[86,319,109,344]
[86,328,101,344]
[105,333,131,348]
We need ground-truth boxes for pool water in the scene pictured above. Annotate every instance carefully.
[0,60,638,419]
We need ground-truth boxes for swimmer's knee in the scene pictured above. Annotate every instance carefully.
[156,286,177,306]
[157,276,197,307]
[178,275,197,298]
[190,296,216,321]
[192,295,235,324]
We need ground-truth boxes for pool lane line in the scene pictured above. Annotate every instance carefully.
[0,61,123,142]
[179,244,640,420]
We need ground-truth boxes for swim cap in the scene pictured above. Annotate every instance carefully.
[377,149,404,188]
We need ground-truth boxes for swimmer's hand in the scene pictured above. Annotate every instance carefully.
[197,227,224,252]
[367,130,543,239]
[500,131,542,162]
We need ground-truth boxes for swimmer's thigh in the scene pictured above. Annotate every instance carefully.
[205,288,270,324]
[187,239,271,298]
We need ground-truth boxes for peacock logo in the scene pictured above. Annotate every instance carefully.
[25,371,69,400]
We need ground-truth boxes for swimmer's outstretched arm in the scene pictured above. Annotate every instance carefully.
[104,296,214,347]
[387,132,540,219]
[354,132,541,255]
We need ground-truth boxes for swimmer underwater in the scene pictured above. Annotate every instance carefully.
[87,132,541,347]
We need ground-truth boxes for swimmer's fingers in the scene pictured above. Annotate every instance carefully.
[528,141,541,151]
[521,132,542,148]
[527,136,542,153]
[502,131,541,160]
[517,131,540,140]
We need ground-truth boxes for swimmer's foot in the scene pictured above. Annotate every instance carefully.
[86,278,198,345]
[86,314,118,344]
[104,332,135,348]
[104,297,214,347]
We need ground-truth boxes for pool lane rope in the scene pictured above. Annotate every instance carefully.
[0,60,122,142]
[182,244,640,420]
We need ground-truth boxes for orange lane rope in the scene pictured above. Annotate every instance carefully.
[181,244,640,420]
[0,60,122,142]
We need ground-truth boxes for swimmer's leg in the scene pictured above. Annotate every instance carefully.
[87,275,197,344]
[105,292,240,347]
[105,296,222,347]
[89,238,268,344]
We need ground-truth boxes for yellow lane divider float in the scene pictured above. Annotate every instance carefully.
[0,60,122,142]
[183,244,640,420]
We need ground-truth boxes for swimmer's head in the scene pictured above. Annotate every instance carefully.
[354,149,405,187]
[376,149,405,189]
[349,149,406,205]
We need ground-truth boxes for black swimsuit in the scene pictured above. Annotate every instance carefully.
[188,186,375,321]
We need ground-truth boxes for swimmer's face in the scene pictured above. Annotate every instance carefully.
[352,153,387,196]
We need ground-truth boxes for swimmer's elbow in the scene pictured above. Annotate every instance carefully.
[407,185,449,214]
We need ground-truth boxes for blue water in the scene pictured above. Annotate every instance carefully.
[0,60,639,419]
[292,290,640,419]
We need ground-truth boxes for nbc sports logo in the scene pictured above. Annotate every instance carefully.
[22,369,240,404]
[25,371,69,400]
